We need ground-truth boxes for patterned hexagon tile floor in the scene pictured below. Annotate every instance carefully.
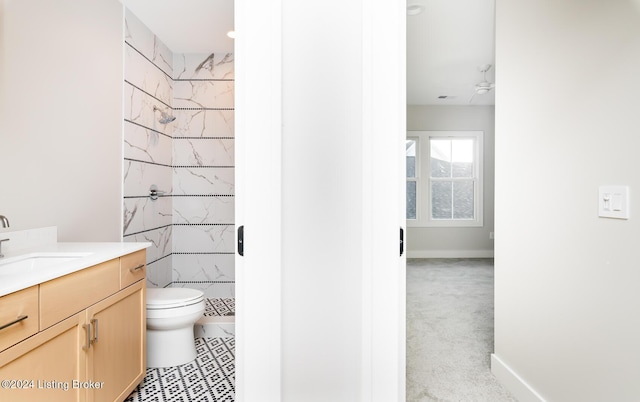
[125,337,235,402]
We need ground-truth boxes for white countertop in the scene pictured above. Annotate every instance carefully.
[0,242,151,297]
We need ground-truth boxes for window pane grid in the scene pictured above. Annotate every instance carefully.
[406,139,417,179]
[428,137,477,221]
[406,180,417,219]
[430,180,476,220]
[406,131,483,227]
[406,138,418,220]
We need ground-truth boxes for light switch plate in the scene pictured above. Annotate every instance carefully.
[599,185,629,219]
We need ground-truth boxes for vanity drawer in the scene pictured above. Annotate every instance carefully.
[40,259,120,329]
[120,249,146,288]
[0,286,39,352]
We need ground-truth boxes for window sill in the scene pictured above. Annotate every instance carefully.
[407,219,483,228]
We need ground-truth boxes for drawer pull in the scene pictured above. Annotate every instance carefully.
[0,315,28,331]
[129,264,145,273]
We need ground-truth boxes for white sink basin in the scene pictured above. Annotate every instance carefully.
[0,252,92,276]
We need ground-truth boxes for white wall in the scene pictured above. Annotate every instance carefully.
[0,0,123,241]
[493,1,640,400]
[407,105,495,257]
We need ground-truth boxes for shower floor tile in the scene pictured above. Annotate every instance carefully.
[125,337,235,402]
[204,297,235,317]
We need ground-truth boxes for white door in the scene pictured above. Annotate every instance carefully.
[362,1,407,399]
[234,1,283,401]
[235,0,405,400]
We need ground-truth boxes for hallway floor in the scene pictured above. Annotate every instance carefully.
[406,258,516,402]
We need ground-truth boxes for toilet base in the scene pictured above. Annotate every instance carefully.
[147,326,197,368]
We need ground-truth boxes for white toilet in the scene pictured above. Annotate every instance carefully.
[146,287,205,368]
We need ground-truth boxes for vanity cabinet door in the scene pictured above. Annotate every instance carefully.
[0,312,86,402]
[85,281,145,402]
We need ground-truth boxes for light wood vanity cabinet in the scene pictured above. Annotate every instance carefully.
[0,286,39,352]
[0,313,86,401]
[0,250,146,402]
[86,281,145,402]
[40,259,120,330]
[120,250,146,288]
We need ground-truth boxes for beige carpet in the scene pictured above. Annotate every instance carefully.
[406,258,516,402]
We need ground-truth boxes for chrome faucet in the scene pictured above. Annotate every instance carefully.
[0,215,9,258]
[0,238,8,258]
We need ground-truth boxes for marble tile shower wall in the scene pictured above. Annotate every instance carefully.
[171,53,235,298]
[122,10,235,298]
[123,10,174,289]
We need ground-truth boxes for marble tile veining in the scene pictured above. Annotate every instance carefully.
[174,109,235,138]
[124,121,173,166]
[173,254,235,282]
[125,45,172,106]
[123,197,173,236]
[172,225,235,253]
[124,226,172,263]
[173,196,235,225]
[174,53,234,80]
[124,160,173,198]
[173,168,235,196]
[144,257,172,289]
[125,9,173,77]
[124,83,174,137]
[173,138,235,167]
[174,80,234,109]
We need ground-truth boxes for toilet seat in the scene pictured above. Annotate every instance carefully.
[147,288,204,310]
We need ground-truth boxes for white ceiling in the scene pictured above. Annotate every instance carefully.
[407,0,495,106]
[123,0,495,106]
[122,0,235,53]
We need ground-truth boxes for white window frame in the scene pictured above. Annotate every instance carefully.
[406,137,419,221]
[407,131,483,228]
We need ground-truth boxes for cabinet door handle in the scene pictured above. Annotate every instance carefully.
[83,323,92,350]
[91,318,99,344]
[0,315,28,331]
[129,264,145,273]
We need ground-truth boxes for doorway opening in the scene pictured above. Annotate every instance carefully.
[405,0,503,399]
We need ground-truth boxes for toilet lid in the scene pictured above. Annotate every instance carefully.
[147,287,204,309]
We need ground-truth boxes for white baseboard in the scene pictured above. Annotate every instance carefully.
[491,354,546,402]
[407,249,494,258]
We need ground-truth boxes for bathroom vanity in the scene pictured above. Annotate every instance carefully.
[0,242,149,402]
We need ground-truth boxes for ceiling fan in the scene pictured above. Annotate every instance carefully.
[469,64,495,103]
